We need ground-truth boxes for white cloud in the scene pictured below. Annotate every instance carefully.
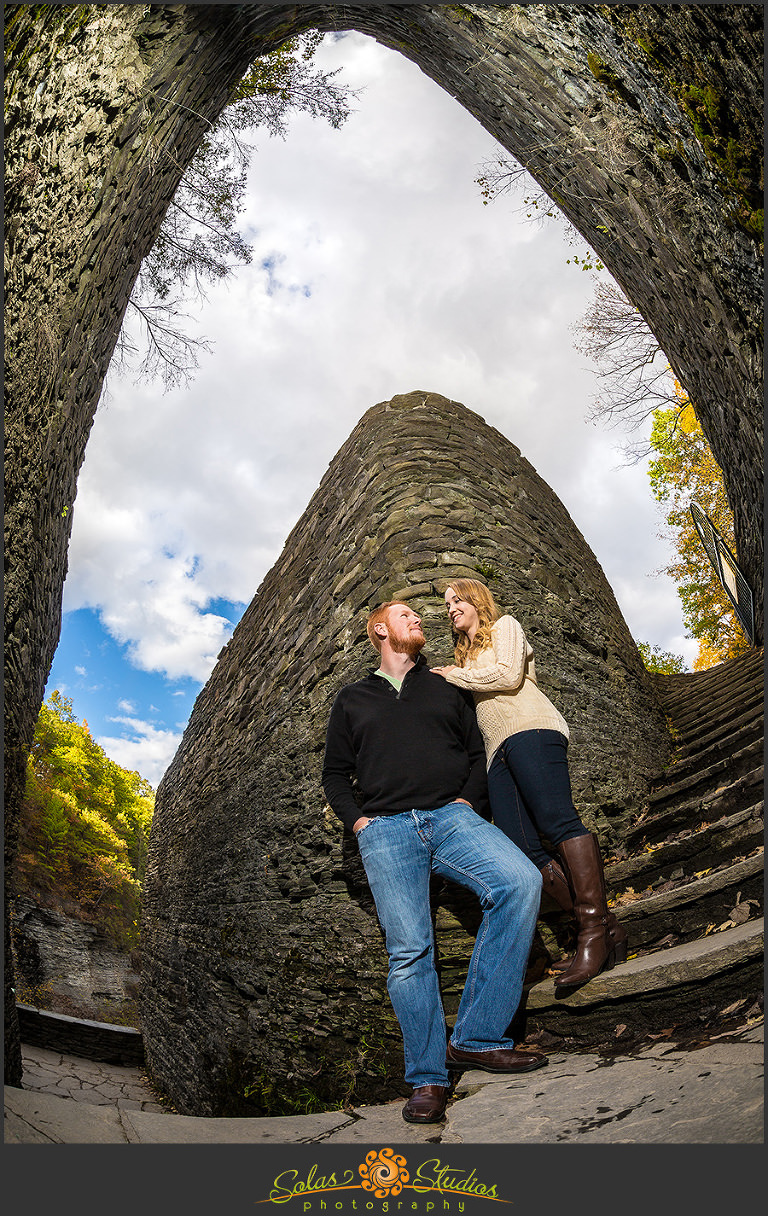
[75,665,87,677]
[98,717,183,789]
[61,31,693,778]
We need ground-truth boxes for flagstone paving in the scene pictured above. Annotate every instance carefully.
[6,1021,762,1145]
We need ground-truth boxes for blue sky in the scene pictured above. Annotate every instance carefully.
[44,601,243,781]
[44,31,695,788]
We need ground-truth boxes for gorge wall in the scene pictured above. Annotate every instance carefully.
[141,391,672,1116]
[11,896,141,1026]
[5,3,762,1086]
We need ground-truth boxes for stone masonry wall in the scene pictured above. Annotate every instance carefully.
[16,1004,144,1068]
[141,391,672,1116]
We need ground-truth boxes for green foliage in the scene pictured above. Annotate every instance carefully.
[15,691,154,951]
[586,50,627,100]
[675,82,761,239]
[3,5,96,85]
[676,82,761,240]
[241,1072,334,1117]
[636,642,687,675]
[565,250,604,273]
[475,560,498,581]
[609,6,764,245]
[444,5,475,22]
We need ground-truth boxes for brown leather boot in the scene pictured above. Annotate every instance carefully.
[553,833,628,995]
[523,928,551,985]
[540,857,573,911]
[539,857,574,973]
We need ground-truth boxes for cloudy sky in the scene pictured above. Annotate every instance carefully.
[45,30,695,787]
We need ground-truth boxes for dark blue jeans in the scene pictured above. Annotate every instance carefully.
[487,729,589,869]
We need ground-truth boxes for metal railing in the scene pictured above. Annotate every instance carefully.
[690,501,755,646]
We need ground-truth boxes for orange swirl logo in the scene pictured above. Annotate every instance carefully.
[359,1148,410,1198]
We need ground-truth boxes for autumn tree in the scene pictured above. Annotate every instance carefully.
[116,31,356,388]
[648,391,750,669]
[14,691,154,952]
[474,155,743,669]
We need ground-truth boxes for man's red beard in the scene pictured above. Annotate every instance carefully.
[389,631,425,660]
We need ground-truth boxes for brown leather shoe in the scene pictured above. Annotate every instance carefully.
[402,1084,449,1124]
[446,1042,548,1074]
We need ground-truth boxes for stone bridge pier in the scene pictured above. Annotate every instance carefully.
[140,390,672,1115]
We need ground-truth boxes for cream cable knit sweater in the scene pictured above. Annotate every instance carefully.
[443,615,569,768]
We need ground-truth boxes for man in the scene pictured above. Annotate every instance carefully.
[322,600,546,1125]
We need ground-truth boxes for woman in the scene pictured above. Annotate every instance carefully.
[431,578,627,994]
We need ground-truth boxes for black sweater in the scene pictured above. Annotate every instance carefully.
[322,656,489,832]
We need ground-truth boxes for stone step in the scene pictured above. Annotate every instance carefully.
[652,712,763,778]
[522,651,766,1049]
[659,657,764,703]
[668,681,764,719]
[539,834,763,978]
[670,689,764,743]
[605,803,764,896]
[645,737,764,812]
[622,767,764,850]
[657,663,763,721]
[521,918,764,1048]
[668,709,759,748]
[653,686,759,732]
[609,849,763,952]
[670,669,764,715]
[652,650,764,716]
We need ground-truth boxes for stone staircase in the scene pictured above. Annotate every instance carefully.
[522,646,764,1049]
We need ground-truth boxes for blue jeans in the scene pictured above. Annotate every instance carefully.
[487,730,589,869]
[355,801,542,1087]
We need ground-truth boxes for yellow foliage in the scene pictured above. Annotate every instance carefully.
[649,386,751,666]
[78,806,128,856]
[15,690,155,951]
[675,395,699,435]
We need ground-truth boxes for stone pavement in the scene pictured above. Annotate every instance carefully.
[5,1020,763,1144]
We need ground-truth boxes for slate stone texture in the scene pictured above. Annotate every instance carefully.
[140,390,671,1116]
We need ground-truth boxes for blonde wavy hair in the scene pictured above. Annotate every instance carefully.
[446,578,501,666]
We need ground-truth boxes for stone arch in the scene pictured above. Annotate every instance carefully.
[4,4,762,1085]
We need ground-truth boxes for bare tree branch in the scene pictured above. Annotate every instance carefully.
[112,32,358,391]
[571,280,683,460]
